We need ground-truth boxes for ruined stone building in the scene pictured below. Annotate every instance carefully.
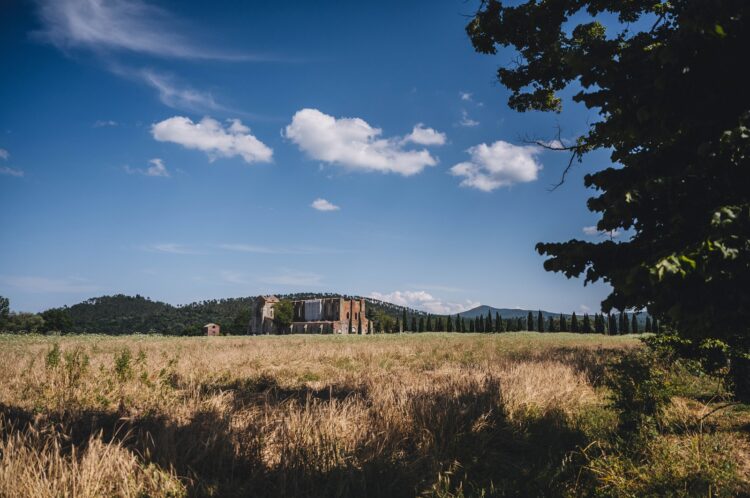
[247,295,371,335]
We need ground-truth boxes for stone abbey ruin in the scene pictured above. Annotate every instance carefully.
[248,295,371,335]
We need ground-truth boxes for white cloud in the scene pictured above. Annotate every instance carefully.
[460,91,473,101]
[93,120,118,127]
[457,109,479,127]
[311,198,340,212]
[0,166,24,178]
[33,0,255,61]
[370,290,480,315]
[259,270,323,287]
[0,275,98,293]
[0,148,9,160]
[582,225,621,238]
[125,158,170,177]
[284,108,439,176]
[450,141,542,192]
[402,124,446,146]
[152,116,272,164]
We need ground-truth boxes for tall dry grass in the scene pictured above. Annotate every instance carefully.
[0,333,745,497]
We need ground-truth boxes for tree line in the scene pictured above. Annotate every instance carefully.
[371,308,655,335]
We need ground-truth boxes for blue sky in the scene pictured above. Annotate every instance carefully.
[0,0,618,314]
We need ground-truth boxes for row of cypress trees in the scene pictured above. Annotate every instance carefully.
[394,308,657,334]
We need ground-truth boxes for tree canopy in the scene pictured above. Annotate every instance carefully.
[468,0,749,397]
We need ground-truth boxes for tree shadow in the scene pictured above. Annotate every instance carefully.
[0,380,591,498]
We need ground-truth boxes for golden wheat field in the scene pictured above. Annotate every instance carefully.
[0,332,747,497]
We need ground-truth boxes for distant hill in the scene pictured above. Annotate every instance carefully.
[52,293,425,335]
[459,306,559,320]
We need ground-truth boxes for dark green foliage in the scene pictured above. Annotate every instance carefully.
[537,311,544,332]
[547,316,555,332]
[606,351,670,437]
[631,314,639,334]
[446,315,453,333]
[418,316,425,333]
[411,316,417,333]
[608,313,618,336]
[486,310,493,333]
[581,314,592,334]
[527,312,533,331]
[469,319,475,333]
[559,314,567,332]
[114,348,133,382]
[571,313,579,333]
[436,316,444,332]
[273,300,293,330]
[645,316,653,333]
[402,309,408,331]
[495,312,503,332]
[468,0,750,399]
[0,295,8,328]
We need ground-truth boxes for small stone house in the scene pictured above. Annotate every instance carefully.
[203,323,220,336]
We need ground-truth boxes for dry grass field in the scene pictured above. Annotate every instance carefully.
[0,332,747,497]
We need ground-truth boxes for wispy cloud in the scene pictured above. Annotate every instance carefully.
[370,290,479,315]
[144,243,201,255]
[219,243,343,255]
[0,166,24,178]
[139,69,224,113]
[33,0,264,61]
[93,120,118,128]
[457,109,479,128]
[0,148,9,160]
[0,275,98,293]
[124,158,170,177]
[259,269,323,287]
[220,270,251,285]
[460,91,472,102]
[311,198,340,212]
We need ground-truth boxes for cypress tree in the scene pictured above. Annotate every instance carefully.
[527,311,534,331]
[418,316,425,332]
[426,314,433,332]
[653,317,659,333]
[618,311,625,333]
[548,315,555,332]
[402,310,408,331]
[495,312,503,332]
[645,316,652,333]
[631,314,639,334]
[582,313,591,333]
[447,314,453,332]
[469,319,475,332]
[411,316,417,333]
[571,312,579,332]
[623,312,631,334]
[608,313,617,335]
[436,316,444,332]
[537,311,544,332]
[559,314,568,332]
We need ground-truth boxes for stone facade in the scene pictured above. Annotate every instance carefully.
[248,296,370,335]
[203,323,220,336]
